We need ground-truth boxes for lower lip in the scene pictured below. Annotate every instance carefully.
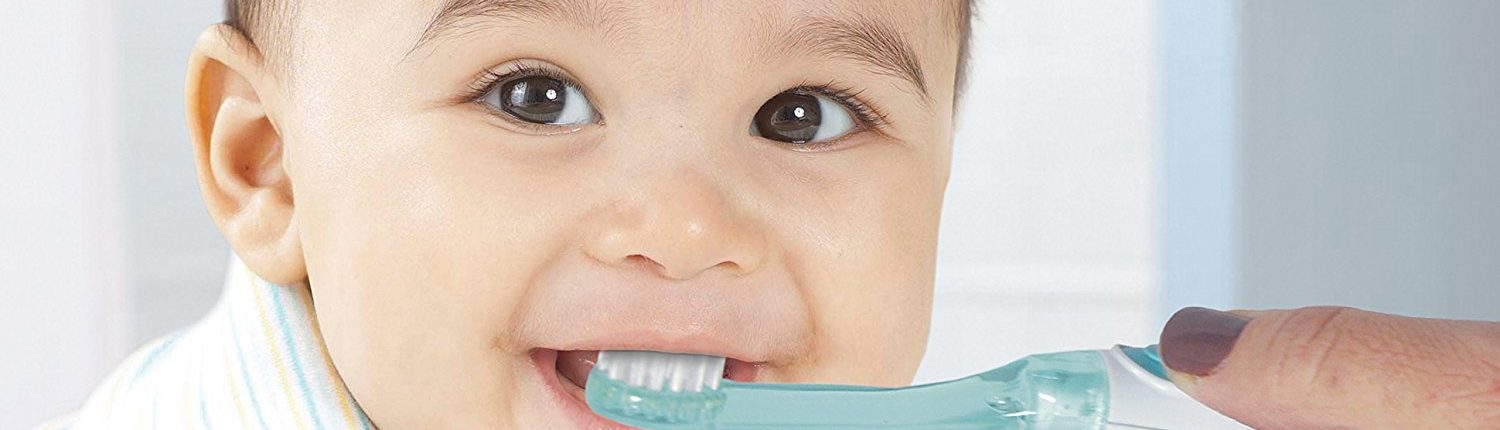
[529,349,635,429]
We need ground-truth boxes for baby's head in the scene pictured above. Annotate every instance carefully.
[185,0,971,427]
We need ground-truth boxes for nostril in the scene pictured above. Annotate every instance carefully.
[621,253,746,280]
[623,254,660,271]
[623,254,691,279]
[710,260,745,277]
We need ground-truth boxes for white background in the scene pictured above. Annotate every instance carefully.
[5,1,1499,428]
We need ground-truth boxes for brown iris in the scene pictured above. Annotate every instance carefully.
[500,76,568,124]
[753,92,823,144]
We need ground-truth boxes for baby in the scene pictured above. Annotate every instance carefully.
[57,0,972,428]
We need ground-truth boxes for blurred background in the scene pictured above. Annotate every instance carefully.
[3,0,1498,427]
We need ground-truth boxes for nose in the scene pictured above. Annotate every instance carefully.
[583,170,767,280]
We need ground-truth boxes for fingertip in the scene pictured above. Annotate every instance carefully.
[1159,307,1250,377]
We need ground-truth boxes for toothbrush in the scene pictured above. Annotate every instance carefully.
[587,346,1249,429]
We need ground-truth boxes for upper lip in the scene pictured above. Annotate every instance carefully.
[508,254,813,367]
[549,331,767,363]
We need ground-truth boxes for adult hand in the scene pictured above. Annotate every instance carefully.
[1159,306,1500,429]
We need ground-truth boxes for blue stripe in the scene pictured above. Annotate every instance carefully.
[228,308,271,429]
[360,407,375,430]
[129,332,184,388]
[198,379,213,429]
[356,403,375,430]
[270,282,327,430]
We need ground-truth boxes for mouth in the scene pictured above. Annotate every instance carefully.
[530,348,762,427]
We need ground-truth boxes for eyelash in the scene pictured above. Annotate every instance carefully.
[785,81,890,130]
[463,62,598,133]
[466,62,584,103]
[776,81,891,151]
[462,63,893,145]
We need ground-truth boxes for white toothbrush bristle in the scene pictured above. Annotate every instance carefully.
[595,351,727,393]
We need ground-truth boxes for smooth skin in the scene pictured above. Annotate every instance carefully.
[185,1,959,428]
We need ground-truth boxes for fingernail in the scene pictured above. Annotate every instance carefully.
[1160,307,1250,376]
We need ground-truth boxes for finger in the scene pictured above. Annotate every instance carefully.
[1158,306,1500,430]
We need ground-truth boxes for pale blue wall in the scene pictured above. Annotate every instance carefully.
[119,0,229,344]
[1159,0,1240,323]
[1237,0,1500,319]
[1160,0,1500,321]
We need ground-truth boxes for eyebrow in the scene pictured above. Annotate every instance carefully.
[762,14,931,101]
[408,0,931,101]
[409,0,630,56]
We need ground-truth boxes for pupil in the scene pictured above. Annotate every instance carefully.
[502,76,567,123]
[754,92,822,144]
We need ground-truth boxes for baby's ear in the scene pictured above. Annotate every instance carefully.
[186,25,305,284]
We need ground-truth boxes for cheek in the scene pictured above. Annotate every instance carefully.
[773,148,943,385]
[286,110,590,427]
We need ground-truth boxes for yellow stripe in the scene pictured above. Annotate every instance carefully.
[249,269,311,430]
[224,344,253,428]
[99,351,138,418]
[103,338,158,420]
[296,284,362,430]
[183,364,194,428]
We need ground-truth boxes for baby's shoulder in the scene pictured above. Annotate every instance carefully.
[46,330,200,429]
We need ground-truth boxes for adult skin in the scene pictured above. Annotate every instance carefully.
[1160,306,1500,429]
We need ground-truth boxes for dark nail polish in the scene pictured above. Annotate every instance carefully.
[1160,307,1250,376]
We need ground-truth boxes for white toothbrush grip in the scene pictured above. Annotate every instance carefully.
[1102,347,1250,430]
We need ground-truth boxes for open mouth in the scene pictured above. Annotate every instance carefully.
[536,348,763,405]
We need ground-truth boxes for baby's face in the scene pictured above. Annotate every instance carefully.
[269,0,958,427]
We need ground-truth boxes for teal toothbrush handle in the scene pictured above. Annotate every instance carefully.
[587,345,1248,429]
[712,350,1109,429]
[589,350,1110,429]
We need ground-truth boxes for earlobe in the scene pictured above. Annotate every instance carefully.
[186,25,306,284]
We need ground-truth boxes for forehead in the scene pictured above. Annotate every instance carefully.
[317,0,966,40]
[395,0,965,45]
[291,0,962,96]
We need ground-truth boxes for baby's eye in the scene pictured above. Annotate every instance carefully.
[480,74,597,126]
[750,90,857,145]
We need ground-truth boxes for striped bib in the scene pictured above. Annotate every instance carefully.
[49,258,375,429]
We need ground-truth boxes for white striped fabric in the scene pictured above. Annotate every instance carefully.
[44,257,375,430]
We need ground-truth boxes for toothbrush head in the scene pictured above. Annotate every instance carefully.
[586,351,728,428]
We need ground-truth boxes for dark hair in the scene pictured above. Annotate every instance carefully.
[953,0,976,103]
[223,0,292,63]
[224,0,259,46]
[224,0,976,98]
